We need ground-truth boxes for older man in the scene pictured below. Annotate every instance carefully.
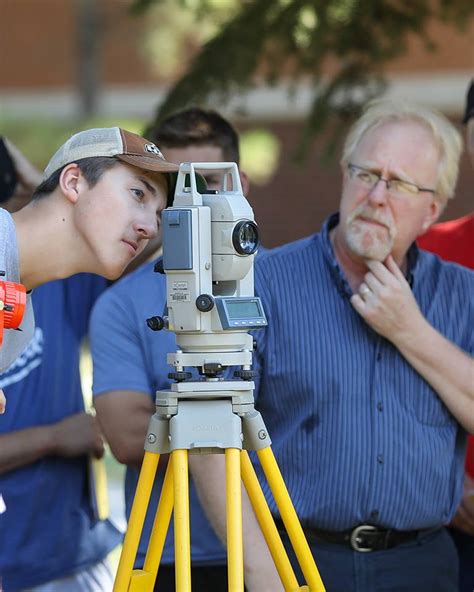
[191,99,474,592]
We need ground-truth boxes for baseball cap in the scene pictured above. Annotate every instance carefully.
[462,79,474,124]
[43,127,180,200]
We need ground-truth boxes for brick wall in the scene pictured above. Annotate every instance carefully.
[1,0,473,89]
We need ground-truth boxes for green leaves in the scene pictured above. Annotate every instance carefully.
[133,0,473,159]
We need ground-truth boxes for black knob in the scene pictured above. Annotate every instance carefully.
[234,369,258,381]
[200,363,223,377]
[168,371,192,382]
[196,294,214,312]
[154,259,165,274]
[146,316,165,331]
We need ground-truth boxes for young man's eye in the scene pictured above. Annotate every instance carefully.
[131,188,145,200]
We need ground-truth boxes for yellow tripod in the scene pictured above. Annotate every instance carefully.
[113,380,325,592]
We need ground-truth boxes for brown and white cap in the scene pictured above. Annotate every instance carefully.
[43,127,179,179]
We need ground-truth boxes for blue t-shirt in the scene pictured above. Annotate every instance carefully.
[0,274,122,591]
[252,214,474,531]
[90,261,227,566]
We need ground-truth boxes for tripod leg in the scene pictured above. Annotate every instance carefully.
[142,456,175,583]
[257,447,325,591]
[173,449,192,592]
[226,448,244,592]
[241,451,300,591]
[114,451,160,592]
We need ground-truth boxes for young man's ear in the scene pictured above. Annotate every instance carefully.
[59,163,82,204]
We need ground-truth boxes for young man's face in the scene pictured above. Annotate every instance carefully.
[337,121,442,264]
[73,161,168,279]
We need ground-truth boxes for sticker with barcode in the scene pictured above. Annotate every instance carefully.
[170,293,190,302]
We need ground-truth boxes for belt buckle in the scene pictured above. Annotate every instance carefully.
[349,524,377,552]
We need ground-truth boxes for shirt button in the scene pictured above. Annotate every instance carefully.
[377,402,384,412]
[370,509,379,519]
[376,352,382,361]
[377,454,384,464]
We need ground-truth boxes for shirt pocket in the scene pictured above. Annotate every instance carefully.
[404,384,455,428]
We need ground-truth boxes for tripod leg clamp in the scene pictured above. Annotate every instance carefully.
[241,409,272,450]
[145,414,171,454]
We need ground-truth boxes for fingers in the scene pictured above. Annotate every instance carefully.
[366,256,407,286]
[0,389,5,414]
[350,293,367,315]
[385,254,406,281]
[365,260,391,284]
[364,272,383,294]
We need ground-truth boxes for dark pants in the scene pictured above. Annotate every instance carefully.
[449,528,474,592]
[153,564,228,591]
[280,527,459,592]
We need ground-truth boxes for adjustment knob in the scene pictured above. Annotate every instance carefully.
[146,316,165,331]
[196,294,214,312]
[201,363,223,377]
[234,369,258,381]
[168,371,192,382]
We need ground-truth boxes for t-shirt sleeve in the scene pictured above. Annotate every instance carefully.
[90,286,153,398]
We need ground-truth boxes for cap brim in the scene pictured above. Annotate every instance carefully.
[117,154,180,173]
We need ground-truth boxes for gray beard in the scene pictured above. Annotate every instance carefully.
[345,224,394,261]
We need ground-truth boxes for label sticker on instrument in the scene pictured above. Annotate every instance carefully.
[170,293,190,302]
[173,281,188,291]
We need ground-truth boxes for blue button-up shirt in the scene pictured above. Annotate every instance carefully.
[252,214,473,530]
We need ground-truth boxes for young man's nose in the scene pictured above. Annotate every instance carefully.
[135,217,158,239]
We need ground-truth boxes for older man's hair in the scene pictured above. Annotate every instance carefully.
[341,99,463,204]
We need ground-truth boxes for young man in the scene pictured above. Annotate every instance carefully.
[190,99,474,591]
[0,126,178,393]
[0,129,178,591]
[90,108,254,591]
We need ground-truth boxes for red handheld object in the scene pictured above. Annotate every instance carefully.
[0,280,27,347]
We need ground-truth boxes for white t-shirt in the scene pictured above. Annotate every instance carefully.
[0,208,34,372]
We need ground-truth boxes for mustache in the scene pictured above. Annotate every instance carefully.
[347,206,395,234]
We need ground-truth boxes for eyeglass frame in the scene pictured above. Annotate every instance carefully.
[347,163,437,197]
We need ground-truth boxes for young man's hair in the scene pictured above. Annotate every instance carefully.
[147,108,240,164]
[32,157,118,200]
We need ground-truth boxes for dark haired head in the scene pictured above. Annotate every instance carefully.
[32,157,119,200]
[147,108,240,164]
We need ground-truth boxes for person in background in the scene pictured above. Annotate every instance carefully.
[417,79,474,592]
[90,108,264,591]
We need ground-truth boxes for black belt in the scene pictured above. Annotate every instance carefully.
[275,520,439,552]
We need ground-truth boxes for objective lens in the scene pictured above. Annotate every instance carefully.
[232,220,260,255]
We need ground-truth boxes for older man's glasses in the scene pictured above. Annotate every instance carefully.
[347,163,436,198]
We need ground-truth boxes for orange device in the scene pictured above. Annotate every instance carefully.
[0,279,27,347]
